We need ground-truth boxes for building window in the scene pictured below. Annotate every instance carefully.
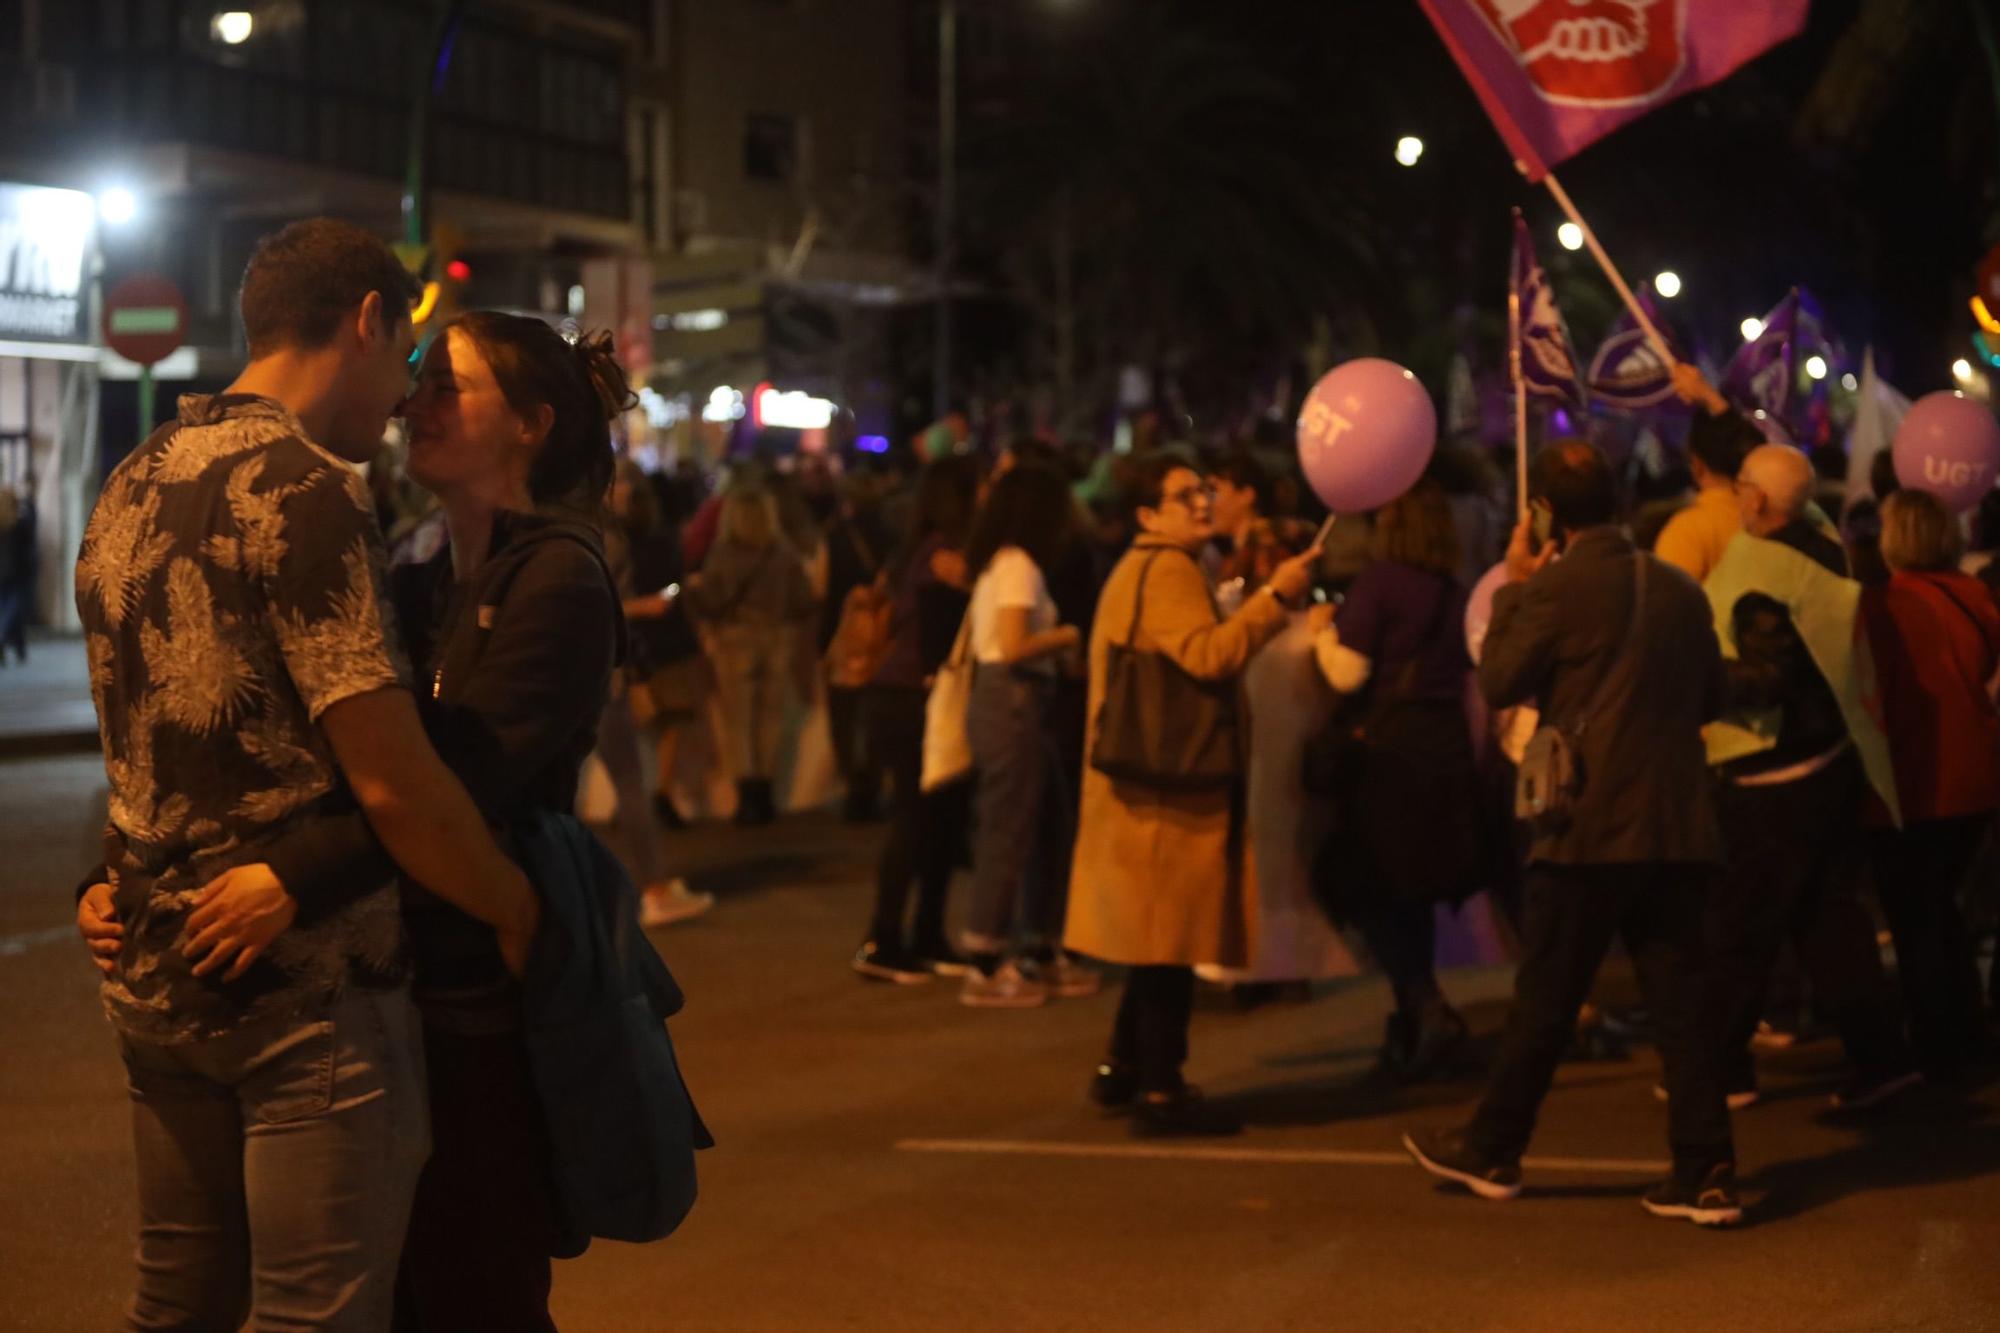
[744,113,796,183]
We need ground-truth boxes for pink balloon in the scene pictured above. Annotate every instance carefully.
[1296,358,1437,513]
[1893,391,2000,512]
[1464,562,1510,663]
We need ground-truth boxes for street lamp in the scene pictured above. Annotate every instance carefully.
[211,11,254,45]
[934,0,957,421]
[1805,355,1828,381]
[1394,136,1424,167]
[1955,358,1976,384]
[1654,270,1681,298]
[1740,317,1764,341]
[1841,373,1859,391]
[97,187,138,226]
[1556,222,1584,252]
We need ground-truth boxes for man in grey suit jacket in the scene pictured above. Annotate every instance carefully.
[1405,440,1741,1228]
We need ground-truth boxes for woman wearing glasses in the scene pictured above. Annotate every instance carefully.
[1066,455,1321,1136]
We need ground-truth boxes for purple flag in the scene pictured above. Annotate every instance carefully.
[1419,1,1810,182]
[1587,281,1684,411]
[1510,212,1585,409]
[1721,288,1830,429]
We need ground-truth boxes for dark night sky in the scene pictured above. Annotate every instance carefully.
[992,0,1993,402]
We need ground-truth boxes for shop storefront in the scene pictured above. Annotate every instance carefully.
[0,182,99,634]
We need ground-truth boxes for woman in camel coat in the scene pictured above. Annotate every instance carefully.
[1066,454,1320,1137]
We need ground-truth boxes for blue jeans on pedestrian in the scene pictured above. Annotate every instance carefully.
[963,665,1071,958]
[119,983,430,1332]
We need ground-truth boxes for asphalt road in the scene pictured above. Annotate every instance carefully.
[3,751,1999,1332]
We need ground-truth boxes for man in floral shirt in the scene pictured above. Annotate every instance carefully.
[75,219,539,1330]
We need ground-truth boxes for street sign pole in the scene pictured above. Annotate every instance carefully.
[138,365,153,438]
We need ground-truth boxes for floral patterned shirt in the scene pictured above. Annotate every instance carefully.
[75,394,411,1043]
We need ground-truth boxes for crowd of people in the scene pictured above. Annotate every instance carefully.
[561,354,2000,1218]
[59,211,2000,1326]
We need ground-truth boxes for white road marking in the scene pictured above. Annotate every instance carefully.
[896,1138,1669,1175]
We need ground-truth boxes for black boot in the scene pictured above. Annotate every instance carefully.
[1398,1002,1470,1083]
[734,780,769,826]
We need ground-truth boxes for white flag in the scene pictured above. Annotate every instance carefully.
[1844,347,1910,515]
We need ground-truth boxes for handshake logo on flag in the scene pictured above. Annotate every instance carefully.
[1471,0,1685,106]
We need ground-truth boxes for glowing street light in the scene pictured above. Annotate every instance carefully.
[1740,317,1764,342]
[1805,355,1828,381]
[1954,358,1976,384]
[1394,136,1425,168]
[1557,222,1584,252]
[1654,271,1682,299]
[1841,373,1859,391]
[211,10,254,44]
[97,187,138,226]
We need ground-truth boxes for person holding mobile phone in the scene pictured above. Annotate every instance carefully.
[1404,439,1742,1228]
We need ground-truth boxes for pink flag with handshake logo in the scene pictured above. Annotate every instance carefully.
[1419,1,1811,180]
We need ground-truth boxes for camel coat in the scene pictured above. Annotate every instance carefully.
[1063,537,1291,968]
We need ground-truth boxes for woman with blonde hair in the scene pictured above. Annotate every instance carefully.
[1861,487,2000,1081]
[1311,480,1481,1081]
[685,476,816,824]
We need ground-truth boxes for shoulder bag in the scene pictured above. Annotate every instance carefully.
[920,610,976,792]
[823,528,894,689]
[1088,548,1242,790]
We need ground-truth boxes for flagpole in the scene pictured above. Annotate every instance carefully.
[1508,282,1529,521]
[1536,169,1677,368]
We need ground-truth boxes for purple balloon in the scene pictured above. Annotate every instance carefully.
[1464,561,1510,663]
[1296,358,1437,513]
[1893,391,2000,513]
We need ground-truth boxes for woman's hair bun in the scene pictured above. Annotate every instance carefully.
[570,328,637,423]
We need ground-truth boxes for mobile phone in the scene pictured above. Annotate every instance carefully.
[1528,499,1554,553]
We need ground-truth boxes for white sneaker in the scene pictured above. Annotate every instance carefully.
[641,880,715,927]
[959,960,1049,1009]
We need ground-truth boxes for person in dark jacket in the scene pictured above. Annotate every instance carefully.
[1405,440,1741,1228]
[851,455,980,983]
[1704,444,1919,1115]
[388,313,637,1328]
[1311,481,1479,1081]
[0,485,31,664]
[821,471,894,822]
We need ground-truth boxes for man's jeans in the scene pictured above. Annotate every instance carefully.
[119,984,430,1333]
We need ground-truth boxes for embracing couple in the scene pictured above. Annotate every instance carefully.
[73,218,649,1331]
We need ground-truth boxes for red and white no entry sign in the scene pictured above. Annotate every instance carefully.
[103,273,189,366]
